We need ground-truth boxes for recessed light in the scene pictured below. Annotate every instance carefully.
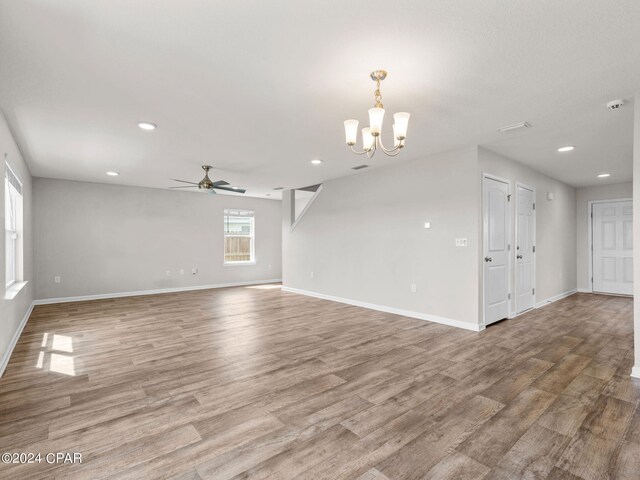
[106,171,120,176]
[311,159,322,165]
[597,173,611,178]
[138,121,157,130]
[557,146,575,152]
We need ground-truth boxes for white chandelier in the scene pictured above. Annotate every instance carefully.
[344,70,410,157]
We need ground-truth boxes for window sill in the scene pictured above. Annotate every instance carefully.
[224,261,257,267]
[5,281,28,300]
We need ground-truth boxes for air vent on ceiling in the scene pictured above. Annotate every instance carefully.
[352,164,369,170]
[497,122,531,133]
[273,187,284,190]
[607,99,624,110]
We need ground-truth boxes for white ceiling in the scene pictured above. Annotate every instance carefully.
[1,1,639,197]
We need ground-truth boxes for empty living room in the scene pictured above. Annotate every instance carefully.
[1,2,640,479]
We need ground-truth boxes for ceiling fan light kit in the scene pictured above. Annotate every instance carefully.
[344,70,410,158]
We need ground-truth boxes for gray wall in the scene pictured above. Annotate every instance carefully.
[281,145,581,330]
[575,182,633,292]
[34,179,282,299]
[478,147,577,311]
[0,112,34,368]
[633,94,640,377]
[283,147,481,327]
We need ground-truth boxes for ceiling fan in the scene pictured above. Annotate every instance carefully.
[170,165,246,194]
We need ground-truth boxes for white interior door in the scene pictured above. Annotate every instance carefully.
[483,175,510,325]
[592,201,633,295]
[516,185,535,313]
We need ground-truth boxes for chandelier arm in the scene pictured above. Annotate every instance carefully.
[377,134,401,154]
[349,145,369,155]
[380,147,403,157]
[365,140,377,158]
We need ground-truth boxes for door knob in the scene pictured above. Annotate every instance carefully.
[517,255,523,259]
[484,256,492,262]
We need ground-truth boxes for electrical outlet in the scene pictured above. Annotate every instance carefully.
[424,222,431,229]
[166,270,171,276]
[455,238,468,247]
[310,271,314,279]
[410,283,417,293]
[192,268,198,275]
[54,276,61,284]
[268,264,272,270]
[179,269,185,275]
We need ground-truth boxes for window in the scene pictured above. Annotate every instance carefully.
[5,163,23,288]
[224,209,255,264]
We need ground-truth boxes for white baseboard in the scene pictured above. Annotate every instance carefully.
[535,289,577,309]
[33,279,283,305]
[632,366,640,379]
[282,286,484,332]
[0,302,35,378]
[577,288,591,293]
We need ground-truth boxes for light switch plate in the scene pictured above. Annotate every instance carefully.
[455,238,468,247]
[424,222,431,229]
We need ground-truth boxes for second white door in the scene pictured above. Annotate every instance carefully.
[516,185,535,313]
[483,175,510,325]
[592,200,633,295]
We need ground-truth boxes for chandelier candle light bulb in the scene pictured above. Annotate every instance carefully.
[393,112,410,139]
[368,108,385,135]
[344,70,409,157]
[344,119,359,145]
[362,127,374,151]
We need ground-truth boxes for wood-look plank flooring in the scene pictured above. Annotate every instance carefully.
[0,287,638,479]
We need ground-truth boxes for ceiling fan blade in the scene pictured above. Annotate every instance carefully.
[171,179,199,185]
[169,186,198,189]
[211,180,230,187]
[213,186,246,193]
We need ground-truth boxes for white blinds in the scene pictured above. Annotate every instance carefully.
[224,209,254,217]
[6,163,22,195]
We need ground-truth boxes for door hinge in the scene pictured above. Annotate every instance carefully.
[508,293,511,300]
[533,245,536,253]
[507,194,511,201]
[533,202,536,210]
[532,288,535,295]
[508,244,511,251]
[591,211,593,218]
[591,277,593,283]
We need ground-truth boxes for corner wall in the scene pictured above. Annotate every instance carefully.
[33,178,282,300]
[0,112,34,374]
[633,94,640,378]
[282,147,481,329]
[575,182,633,292]
[478,147,577,312]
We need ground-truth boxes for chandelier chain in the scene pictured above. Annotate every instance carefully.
[374,78,384,108]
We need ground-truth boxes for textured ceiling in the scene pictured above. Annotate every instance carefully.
[1,0,639,197]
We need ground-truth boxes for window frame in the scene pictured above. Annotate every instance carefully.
[5,162,23,289]
[223,209,256,265]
